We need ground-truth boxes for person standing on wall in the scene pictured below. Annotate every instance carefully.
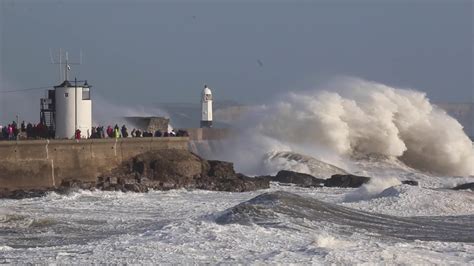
[75,129,81,140]
[114,125,120,139]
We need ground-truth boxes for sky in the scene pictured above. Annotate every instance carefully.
[0,0,473,122]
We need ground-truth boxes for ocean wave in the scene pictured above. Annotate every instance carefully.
[203,77,474,177]
[216,191,474,243]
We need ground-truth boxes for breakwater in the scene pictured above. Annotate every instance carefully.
[0,137,188,191]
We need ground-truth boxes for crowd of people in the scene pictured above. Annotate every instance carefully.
[1,120,189,141]
[0,121,54,140]
[85,124,189,139]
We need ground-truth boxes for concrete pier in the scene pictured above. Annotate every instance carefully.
[0,137,188,191]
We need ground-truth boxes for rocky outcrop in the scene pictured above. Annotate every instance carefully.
[452,182,474,191]
[324,174,371,188]
[401,180,419,186]
[258,171,370,188]
[123,149,204,189]
[267,170,324,187]
[91,149,269,193]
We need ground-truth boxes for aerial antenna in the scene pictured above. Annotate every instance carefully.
[49,49,82,82]
[49,48,54,64]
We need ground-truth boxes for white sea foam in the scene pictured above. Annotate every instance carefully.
[311,233,354,249]
[207,77,474,177]
[0,185,473,264]
[344,176,401,202]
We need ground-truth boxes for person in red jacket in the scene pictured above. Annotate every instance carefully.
[75,129,81,140]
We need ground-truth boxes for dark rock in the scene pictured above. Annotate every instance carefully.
[270,170,324,187]
[107,177,118,185]
[324,174,371,188]
[60,179,95,190]
[129,149,202,187]
[401,180,419,186]
[98,149,269,193]
[452,182,474,191]
[55,179,96,194]
[198,174,269,192]
[159,181,177,190]
[118,177,137,186]
[123,183,149,193]
[0,189,49,199]
[207,160,236,178]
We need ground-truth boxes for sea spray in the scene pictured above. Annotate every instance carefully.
[92,93,170,128]
[344,177,401,202]
[208,77,474,177]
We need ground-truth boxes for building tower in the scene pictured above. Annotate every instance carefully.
[200,84,213,128]
[41,50,92,139]
[54,79,92,139]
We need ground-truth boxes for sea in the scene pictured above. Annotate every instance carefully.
[1,78,473,264]
[1,163,473,264]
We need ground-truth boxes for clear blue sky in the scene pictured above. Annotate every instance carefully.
[0,0,472,121]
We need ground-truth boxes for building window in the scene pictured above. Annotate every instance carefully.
[82,87,90,100]
[64,92,69,97]
[204,94,212,101]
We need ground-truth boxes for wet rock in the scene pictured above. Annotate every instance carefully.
[0,189,49,199]
[452,182,474,191]
[123,183,149,193]
[108,177,118,185]
[324,174,371,188]
[207,160,236,178]
[401,180,419,186]
[55,179,96,194]
[60,179,95,190]
[269,170,324,187]
[130,149,202,187]
[197,173,269,192]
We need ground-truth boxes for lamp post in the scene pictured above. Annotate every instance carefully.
[75,77,78,135]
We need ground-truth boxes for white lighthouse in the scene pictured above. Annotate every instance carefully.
[40,50,92,139]
[54,79,92,139]
[201,84,213,128]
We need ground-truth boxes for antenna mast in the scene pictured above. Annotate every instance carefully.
[50,49,82,82]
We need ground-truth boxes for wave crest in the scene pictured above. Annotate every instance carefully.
[250,78,473,176]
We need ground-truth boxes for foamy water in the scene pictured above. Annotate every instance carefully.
[1,159,474,264]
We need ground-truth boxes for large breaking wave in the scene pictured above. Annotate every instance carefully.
[216,191,474,243]
[212,77,474,177]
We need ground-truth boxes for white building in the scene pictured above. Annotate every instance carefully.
[201,84,213,128]
[53,80,92,139]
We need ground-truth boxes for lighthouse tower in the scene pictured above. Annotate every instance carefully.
[200,84,213,128]
[40,50,92,139]
[54,79,92,139]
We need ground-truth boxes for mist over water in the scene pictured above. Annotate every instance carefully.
[92,94,169,128]
[212,77,474,177]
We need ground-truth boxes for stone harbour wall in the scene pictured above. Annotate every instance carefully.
[0,137,188,191]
